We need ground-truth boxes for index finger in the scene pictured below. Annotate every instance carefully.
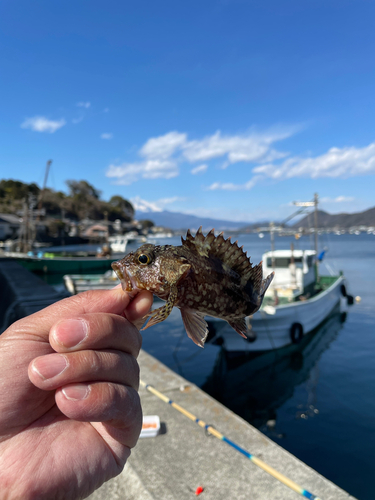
[6,287,153,343]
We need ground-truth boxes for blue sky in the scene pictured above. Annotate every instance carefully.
[1,0,375,222]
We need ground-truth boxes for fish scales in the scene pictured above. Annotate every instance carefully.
[112,227,274,347]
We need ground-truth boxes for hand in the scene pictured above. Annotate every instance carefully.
[0,287,153,500]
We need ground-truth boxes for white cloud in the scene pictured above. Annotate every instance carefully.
[131,196,185,212]
[191,164,208,175]
[253,142,375,179]
[320,196,355,203]
[140,131,187,159]
[207,176,262,191]
[157,196,185,205]
[77,101,91,108]
[182,129,293,164]
[105,127,296,185]
[107,159,179,185]
[334,196,355,202]
[107,131,185,185]
[21,116,66,133]
[101,133,113,140]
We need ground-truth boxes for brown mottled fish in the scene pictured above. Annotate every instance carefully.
[112,228,274,348]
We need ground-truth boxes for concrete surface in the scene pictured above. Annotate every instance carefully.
[88,350,356,500]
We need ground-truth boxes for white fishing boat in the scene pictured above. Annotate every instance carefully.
[108,232,147,253]
[148,231,173,239]
[63,270,119,294]
[207,194,353,352]
[207,248,351,352]
[108,235,129,253]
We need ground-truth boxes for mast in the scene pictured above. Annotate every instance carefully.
[313,192,319,258]
[270,221,275,270]
[37,160,52,221]
[294,193,319,278]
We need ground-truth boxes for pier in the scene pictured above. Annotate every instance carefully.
[87,349,355,500]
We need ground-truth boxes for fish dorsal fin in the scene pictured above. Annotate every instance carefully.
[182,227,262,285]
[182,227,247,264]
[181,226,215,258]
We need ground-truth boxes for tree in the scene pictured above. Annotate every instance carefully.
[64,180,103,220]
[40,189,66,217]
[0,178,134,223]
[139,219,155,229]
[65,180,102,200]
[0,180,40,213]
[108,195,134,221]
[0,179,40,200]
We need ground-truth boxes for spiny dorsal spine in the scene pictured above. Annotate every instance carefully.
[181,227,260,286]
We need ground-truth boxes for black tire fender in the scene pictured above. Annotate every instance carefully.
[290,323,303,344]
[340,284,347,297]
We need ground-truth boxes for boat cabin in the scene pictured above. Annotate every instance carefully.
[262,249,316,299]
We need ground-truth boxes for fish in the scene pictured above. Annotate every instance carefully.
[112,227,274,348]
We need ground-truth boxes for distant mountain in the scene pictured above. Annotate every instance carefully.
[135,205,375,232]
[135,209,250,231]
[292,207,375,229]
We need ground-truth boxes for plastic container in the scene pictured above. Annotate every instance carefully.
[139,415,161,438]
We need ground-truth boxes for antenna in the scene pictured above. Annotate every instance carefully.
[294,193,319,276]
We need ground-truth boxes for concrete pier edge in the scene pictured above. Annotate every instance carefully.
[88,349,355,500]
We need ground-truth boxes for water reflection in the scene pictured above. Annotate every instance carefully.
[202,308,346,429]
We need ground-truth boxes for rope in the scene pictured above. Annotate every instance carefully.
[140,380,322,500]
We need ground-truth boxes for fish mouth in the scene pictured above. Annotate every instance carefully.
[111,261,137,292]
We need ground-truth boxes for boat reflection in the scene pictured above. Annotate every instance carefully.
[202,307,346,429]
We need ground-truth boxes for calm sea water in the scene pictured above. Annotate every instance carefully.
[49,232,374,499]
[139,232,375,500]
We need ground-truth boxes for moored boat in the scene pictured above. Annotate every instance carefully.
[63,270,119,294]
[109,232,147,253]
[207,248,352,352]
[3,251,116,274]
[207,194,353,352]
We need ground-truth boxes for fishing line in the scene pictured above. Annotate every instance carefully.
[140,380,322,500]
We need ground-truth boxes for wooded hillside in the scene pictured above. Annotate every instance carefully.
[0,179,134,222]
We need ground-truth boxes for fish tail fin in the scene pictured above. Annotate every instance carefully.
[243,262,274,306]
[259,271,275,299]
[243,261,273,294]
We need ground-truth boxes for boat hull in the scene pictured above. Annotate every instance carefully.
[208,275,346,352]
[5,254,116,274]
[63,273,119,294]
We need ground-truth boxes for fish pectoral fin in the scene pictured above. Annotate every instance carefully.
[142,286,177,330]
[180,308,209,348]
[227,317,248,339]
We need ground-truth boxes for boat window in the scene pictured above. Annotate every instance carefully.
[307,256,314,268]
[266,257,303,268]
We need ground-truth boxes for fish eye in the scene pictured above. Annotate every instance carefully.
[138,253,151,265]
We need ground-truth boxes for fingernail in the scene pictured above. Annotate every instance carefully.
[33,355,67,380]
[62,384,90,401]
[53,319,88,348]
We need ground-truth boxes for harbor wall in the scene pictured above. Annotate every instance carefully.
[0,258,69,333]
